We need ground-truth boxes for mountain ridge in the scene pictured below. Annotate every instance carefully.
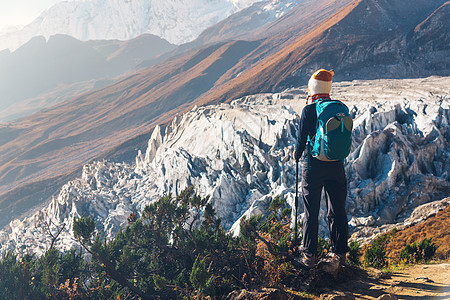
[0,33,176,122]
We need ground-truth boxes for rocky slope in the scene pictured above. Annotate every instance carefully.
[203,0,450,102]
[1,76,448,256]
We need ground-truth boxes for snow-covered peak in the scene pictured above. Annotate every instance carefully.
[0,0,278,52]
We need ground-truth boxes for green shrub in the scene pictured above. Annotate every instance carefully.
[364,231,395,269]
[419,238,438,261]
[240,196,297,287]
[0,251,44,299]
[400,242,418,263]
[0,189,306,298]
[347,240,361,266]
[400,238,437,264]
[190,256,216,298]
[0,247,88,299]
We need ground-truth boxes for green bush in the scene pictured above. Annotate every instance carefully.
[419,238,438,261]
[347,240,361,266]
[0,248,88,299]
[400,242,418,263]
[364,231,396,269]
[0,189,306,298]
[0,251,44,299]
[190,255,216,298]
[400,238,437,264]
[239,195,298,287]
[71,186,257,298]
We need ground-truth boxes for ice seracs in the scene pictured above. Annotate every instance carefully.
[0,77,448,256]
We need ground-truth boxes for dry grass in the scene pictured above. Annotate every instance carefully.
[385,205,450,263]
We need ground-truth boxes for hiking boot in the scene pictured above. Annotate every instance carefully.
[329,252,346,265]
[294,252,317,269]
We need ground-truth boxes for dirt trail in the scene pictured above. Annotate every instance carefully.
[327,262,450,299]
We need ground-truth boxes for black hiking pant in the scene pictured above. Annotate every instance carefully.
[301,156,350,255]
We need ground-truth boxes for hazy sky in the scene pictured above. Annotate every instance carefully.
[0,0,66,30]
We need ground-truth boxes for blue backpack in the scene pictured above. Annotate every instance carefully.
[310,99,353,161]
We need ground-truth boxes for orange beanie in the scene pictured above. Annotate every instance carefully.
[308,69,334,96]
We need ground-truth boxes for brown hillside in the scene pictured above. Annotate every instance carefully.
[385,205,450,262]
[199,0,362,105]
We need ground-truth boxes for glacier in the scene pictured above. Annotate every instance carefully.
[0,76,448,255]
[0,0,298,52]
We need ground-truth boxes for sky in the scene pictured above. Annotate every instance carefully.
[0,0,66,30]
